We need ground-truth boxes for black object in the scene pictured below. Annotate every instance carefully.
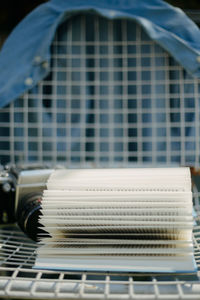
[16,193,44,241]
[0,164,51,241]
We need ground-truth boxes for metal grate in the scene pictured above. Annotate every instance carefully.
[0,12,200,299]
[0,189,199,299]
[0,14,200,167]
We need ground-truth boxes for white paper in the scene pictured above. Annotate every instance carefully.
[35,167,197,273]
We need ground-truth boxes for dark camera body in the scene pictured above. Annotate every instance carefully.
[0,164,53,241]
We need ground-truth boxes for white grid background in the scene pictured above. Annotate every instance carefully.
[0,13,200,299]
[0,14,200,167]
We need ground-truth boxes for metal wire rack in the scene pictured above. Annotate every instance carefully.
[0,12,200,299]
[1,14,200,167]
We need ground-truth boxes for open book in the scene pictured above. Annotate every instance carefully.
[35,168,197,273]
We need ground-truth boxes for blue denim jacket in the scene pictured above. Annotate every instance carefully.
[0,0,200,107]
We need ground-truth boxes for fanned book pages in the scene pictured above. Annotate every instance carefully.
[35,168,197,273]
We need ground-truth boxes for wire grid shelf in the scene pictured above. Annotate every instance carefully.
[0,189,199,300]
[0,12,200,299]
[0,14,200,167]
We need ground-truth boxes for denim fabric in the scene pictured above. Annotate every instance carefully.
[0,0,200,107]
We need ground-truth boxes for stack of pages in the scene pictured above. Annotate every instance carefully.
[35,168,197,273]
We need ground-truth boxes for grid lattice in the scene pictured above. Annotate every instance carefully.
[0,14,200,167]
[0,12,200,299]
